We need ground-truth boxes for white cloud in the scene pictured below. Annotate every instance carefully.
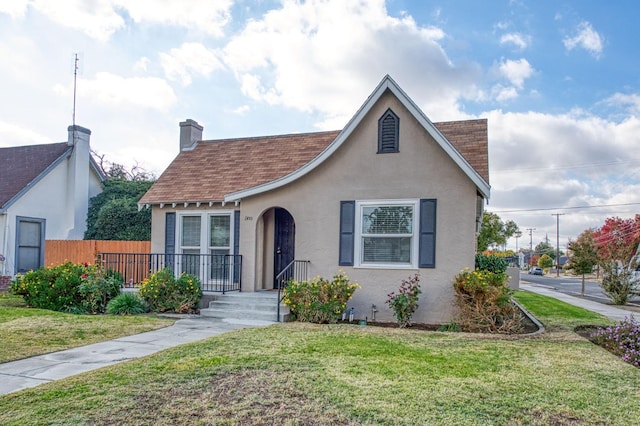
[0,0,29,18]
[54,72,177,110]
[498,58,534,88]
[492,85,518,102]
[113,0,232,38]
[0,0,232,41]
[27,0,125,42]
[500,32,529,50]
[221,0,473,127]
[133,57,150,73]
[603,93,640,116]
[563,21,604,59]
[0,121,49,145]
[160,43,224,86]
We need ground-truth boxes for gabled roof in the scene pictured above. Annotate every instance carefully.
[140,75,490,206]
[0,142,72,211]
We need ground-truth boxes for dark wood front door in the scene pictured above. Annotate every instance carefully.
[274,208,295,288]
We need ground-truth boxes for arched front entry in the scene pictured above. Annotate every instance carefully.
[273,208,295,288]
[256,207,295,290]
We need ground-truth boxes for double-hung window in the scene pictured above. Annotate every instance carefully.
[354,200,419,268]
[179,211,233,279]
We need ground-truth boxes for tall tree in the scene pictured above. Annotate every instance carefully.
[567,229,598,295]
[534,241,557,259]
[477,212,520,252]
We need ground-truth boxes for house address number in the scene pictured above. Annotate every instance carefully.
[244,216,253,221]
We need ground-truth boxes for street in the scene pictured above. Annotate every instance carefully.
[520,272,640,309]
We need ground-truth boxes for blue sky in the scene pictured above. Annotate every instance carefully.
[1,0,638,252]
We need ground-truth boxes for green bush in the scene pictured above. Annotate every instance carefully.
[139,268,202,313]
[282,271,360,323]
[106,293,149,315]
[600,261,636,305]
[452,268,522,333]
[78,270,121,314]
[9,262,120,313]
[386,274,421,328]
[475,254,508,273]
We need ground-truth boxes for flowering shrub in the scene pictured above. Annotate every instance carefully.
[9,262,120,313]
[590,316,640,367]
[452,268,522,333]
[139,268,202,313]
[386,274,421,328]
[282,271,360,323]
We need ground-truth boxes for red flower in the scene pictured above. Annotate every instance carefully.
[81,273,88,279]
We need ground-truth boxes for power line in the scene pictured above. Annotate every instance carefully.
[491,202,640,214]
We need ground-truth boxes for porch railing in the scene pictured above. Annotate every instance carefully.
[276,260,310,322]
[97,252,242,293]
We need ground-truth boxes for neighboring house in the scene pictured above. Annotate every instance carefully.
[0,125,104,284]
[139,75,490,324]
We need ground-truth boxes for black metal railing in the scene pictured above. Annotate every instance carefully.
[97,252,242,293]
[276,260,310,322]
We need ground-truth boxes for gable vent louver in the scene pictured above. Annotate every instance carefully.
[378,108,399,153]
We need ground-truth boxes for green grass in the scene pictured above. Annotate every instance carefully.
[0,290,638,425]
[513,290,615,330]
[0,293,174,363]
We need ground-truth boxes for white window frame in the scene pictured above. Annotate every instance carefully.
[353,199,419,269]
[177,210,235,280]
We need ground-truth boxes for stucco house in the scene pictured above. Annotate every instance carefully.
[139,75,490,324]
[0,125,104,286]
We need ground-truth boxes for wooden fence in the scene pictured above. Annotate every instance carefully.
[45,240,151,267]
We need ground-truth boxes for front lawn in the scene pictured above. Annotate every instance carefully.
[0,290,638,425]
[0,293,174,363]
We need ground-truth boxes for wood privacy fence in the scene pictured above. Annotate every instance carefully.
[45,240,151,267]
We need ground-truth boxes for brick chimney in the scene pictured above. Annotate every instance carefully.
[180,119,203,151]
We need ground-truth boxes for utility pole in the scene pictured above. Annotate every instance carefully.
[551,214,565,277]
[526,228,536,267]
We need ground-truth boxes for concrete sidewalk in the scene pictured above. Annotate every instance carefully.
[0,316,274,396]
[520,283,636,322]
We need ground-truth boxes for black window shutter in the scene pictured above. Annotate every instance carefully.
[419,199,437,268]
[165,212,176,271]
[378,108,399,153]
[339,201,355,266]
[233,210,241,283]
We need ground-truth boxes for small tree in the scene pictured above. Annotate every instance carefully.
[477,212,520,252]
[538,254,553,269]
[567,229,598,295]
[593,216,640,304]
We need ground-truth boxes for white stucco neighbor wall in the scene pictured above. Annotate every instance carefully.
[0,126,102,276]
[236,92,479,324]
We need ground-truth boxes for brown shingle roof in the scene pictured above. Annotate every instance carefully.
[0,142,71,209]
[140,120,489,205]
[140,131,341,204]
[434,119,489,183]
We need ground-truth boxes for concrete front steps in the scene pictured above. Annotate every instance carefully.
[200,291,289,323]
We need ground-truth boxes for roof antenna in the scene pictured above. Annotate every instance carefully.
[72,53,79,128]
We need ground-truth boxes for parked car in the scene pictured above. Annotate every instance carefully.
[528,267,543,275]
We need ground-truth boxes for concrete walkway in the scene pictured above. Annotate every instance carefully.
[520,283,636,321]
[0,316,274,396]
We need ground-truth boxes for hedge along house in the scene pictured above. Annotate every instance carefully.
[139,75,490,324]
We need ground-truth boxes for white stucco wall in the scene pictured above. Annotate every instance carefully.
[1,142,103,276]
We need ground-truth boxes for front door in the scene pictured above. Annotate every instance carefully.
[273,208,295,288]
[16,217,45,274]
